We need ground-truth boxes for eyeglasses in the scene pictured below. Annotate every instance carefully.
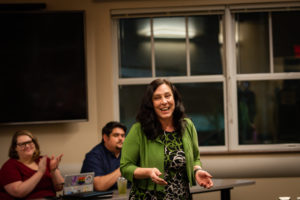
[17,140,33,149]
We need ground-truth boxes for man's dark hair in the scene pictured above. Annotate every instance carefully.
[136,79,186,140]
[101,121,127,142]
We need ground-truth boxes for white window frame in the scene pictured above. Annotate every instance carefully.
[112,3,300,154]
[228,3,300,152]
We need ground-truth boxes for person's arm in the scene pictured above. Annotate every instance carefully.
[120,123,167,186]
[189,118,213,188]
[4,156,47,198]
[94,168,121,191]
[49,154,64,191]
[50,168,64,191]
[120,123,141,182]
[81,145,121,191]
[189,119,201,167]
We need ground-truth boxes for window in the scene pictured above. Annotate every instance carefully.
[119,18,151,78]
[115,13,225,151]
[237,80,300,145]
[112,3,300,153]
[175,82,225,146]
[233,7,300,150]
[236,12,270,74]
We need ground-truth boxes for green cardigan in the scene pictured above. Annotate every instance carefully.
[120,118,202,192]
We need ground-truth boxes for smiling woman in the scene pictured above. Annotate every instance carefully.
[0,130,64,200]
[152,83,175,123]
[120,79,213,200]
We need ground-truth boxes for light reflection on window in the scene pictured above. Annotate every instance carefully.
[153,17,186,76]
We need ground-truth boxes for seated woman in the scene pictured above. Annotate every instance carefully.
[0,130,64,200]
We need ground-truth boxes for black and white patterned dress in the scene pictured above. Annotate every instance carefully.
[129,131,192,200]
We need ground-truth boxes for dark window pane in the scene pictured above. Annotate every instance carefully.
[153,17,186,76]
[237,80,300,145]
[175,83,225,146]
[119,18,152,78]
[119,85,147,129]
[236,13,270,74]
[189,15,223,75]
[272,11,300,72]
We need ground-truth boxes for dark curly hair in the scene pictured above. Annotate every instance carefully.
[9,130,40,161]
[136,79,186,140]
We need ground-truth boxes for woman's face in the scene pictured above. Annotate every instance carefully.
[15,135,35,160]
[152,83,175,121]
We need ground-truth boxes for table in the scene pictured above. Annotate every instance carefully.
[35,179,254,199]
[111,179,255,200]
[190,179,255,200]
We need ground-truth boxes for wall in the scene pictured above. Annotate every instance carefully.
[0,0,299,199]
[0,0,101,173]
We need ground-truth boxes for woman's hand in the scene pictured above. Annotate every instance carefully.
[195,169,213,189]
[133,167,167,185]
[49,154,64,191]
[150,168,167,185]
[37,156,47,174]
[49,154,63,172]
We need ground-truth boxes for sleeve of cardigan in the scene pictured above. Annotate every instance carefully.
[120,123,141,182]
[188,119,202,167]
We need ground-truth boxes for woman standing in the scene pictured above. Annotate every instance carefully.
[0,130,64,199]
[120,79,213,199]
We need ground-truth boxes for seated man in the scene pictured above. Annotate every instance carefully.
[81,121,127,191]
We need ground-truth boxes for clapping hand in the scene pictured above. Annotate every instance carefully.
[49,154,63,172]
[38,156,47,174]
